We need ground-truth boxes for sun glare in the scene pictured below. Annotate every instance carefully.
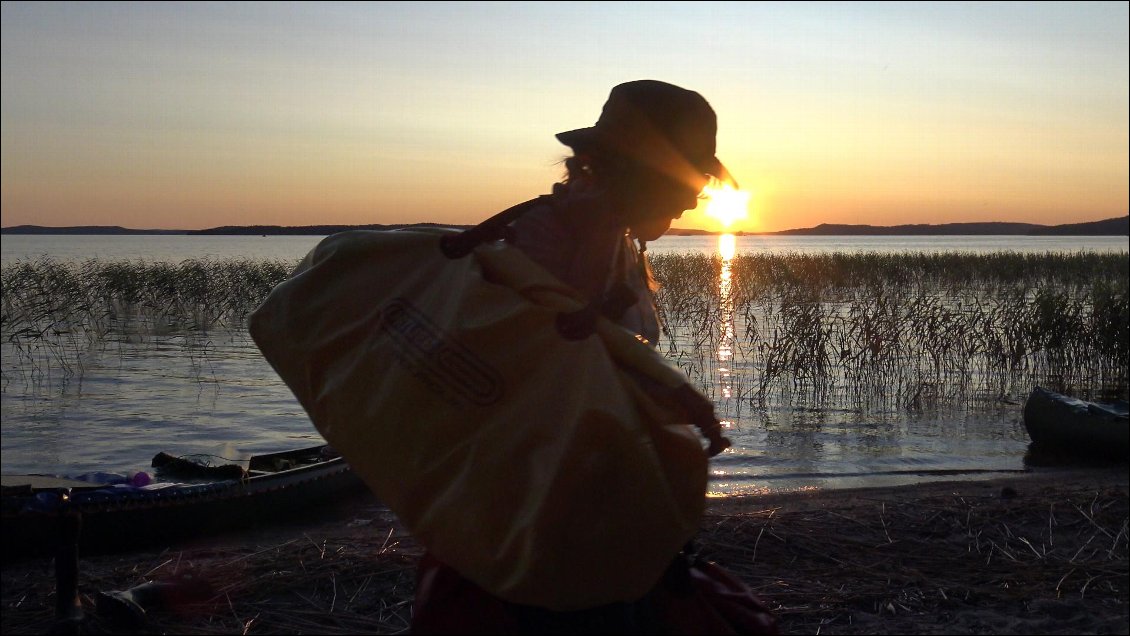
[718,233,736,260]
[703,184,751,229]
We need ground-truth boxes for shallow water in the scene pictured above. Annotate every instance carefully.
[3,233,1127,265]
[1,234,1125,495]
[0,327,1034,496]
[1,331,320,476]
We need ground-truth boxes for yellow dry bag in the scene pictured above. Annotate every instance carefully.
[248,202,728,610]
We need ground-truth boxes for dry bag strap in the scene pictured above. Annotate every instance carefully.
[555,283,639,340]
[440,196,551,259]
[445,194,641,343]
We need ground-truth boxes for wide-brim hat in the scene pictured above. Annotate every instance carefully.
[556,80,737,189]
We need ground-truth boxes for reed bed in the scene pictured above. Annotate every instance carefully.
[2,252,1127,407]
[1,257,293,337]
[1,257,294,386]
[1,475,1124,634]
[650,250,1129,409]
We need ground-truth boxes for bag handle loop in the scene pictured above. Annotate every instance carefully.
[439,196,551,259]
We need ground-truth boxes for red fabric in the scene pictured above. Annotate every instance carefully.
[411,553,521,635]
[410,552,778,635]
[654,559,779,635]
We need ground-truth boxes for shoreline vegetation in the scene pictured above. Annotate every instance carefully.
[1,258,1127,635]
[2,236,1127,634]
[1,215,1127,236]
[3,252,1127,409]
[1,470,1125,635]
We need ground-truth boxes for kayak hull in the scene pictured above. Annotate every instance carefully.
[1,444,369,562]
[1023,387,1129,461]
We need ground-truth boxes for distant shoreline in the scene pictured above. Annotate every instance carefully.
[2,216,1126,236]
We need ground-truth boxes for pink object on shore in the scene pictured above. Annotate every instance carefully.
[130,471,152,487]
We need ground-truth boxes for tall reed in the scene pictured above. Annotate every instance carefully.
[1,257,295,386]
[3,252,1127,409]
[651,250,1129,410]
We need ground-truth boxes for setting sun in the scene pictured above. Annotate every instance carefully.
[703,184,752,229]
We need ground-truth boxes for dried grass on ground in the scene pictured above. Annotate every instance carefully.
[702,470,1128,635]
[2,470,1126,635]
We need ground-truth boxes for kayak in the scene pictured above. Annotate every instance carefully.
[1022,387,1129,461]
[1,444,369,562]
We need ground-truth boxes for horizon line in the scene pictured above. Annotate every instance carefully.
[3,214,1129,236]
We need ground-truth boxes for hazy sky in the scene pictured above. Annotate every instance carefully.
[2,1,1127,232]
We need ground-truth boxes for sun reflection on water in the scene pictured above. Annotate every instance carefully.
[717,233,736,406]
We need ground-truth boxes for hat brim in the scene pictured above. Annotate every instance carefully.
[556,127,737,188]
[555,127,592,147]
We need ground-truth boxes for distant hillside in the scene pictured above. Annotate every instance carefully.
[3,216,1126,236]
[0,223,471,236]
[1026,216,1128,236]
[777,222,1043,236]
[188,222,472,236]
[775,217,1128,236]
[0,225,186,235]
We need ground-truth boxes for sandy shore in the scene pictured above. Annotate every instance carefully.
[2,467,1126,635]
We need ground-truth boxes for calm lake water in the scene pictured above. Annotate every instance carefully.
[2,233,1127,496]
[2,233,1127,265]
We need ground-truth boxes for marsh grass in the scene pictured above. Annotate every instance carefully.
[650,251,1129,411]
[2,252,1127,409]
[1,257,295,389]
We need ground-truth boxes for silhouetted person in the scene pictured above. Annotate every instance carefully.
[411,80,767,635]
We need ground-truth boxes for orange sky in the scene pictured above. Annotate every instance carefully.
[2,2,1127,233]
